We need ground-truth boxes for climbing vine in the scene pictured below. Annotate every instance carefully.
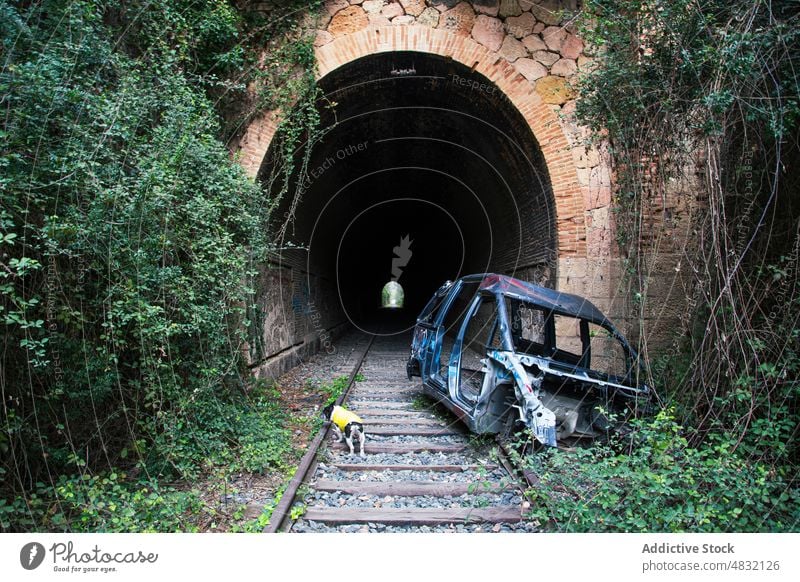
[259,26,326,242]
[0,0,324,531]
[574,1,799,465]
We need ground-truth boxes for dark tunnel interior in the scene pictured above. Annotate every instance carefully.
[260,51,557,335]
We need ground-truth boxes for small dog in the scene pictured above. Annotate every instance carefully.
[321,403,366,458]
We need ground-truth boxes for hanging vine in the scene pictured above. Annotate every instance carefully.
[575,0,800,463]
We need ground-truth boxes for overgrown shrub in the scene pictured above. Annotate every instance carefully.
[0,472,205,533]
[0,0,317,531]
[575,0,799,483]
[524,411,800,532]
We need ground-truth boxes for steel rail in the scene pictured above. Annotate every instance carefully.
[266,332,532,532]
[264,334,376,533]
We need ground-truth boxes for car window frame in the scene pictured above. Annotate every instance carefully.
[501,295,642,385]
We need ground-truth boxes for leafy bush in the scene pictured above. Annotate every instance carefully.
[2,379,295,532]
[573,0,800,520]
[0,0,318,531]
[523,411,800,532]
[147,383,294,479]
[319,373,364,407]
[1,472,203,533]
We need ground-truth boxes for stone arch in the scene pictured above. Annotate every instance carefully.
[236,25,591,258]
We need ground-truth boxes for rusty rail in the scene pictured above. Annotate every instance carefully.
[264,334,375,533]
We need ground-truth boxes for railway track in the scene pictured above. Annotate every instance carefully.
[267,332,537,533]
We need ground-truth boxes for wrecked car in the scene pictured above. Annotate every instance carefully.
[407,274,652,447]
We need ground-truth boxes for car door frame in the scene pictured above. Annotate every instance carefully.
[410,281,458,389]
[447,292,502,410]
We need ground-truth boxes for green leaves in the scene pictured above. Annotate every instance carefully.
[524,412,799,532]
[0,0,291,531]
[576,0,800,503]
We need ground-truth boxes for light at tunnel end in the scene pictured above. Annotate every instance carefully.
[381,280,404,309]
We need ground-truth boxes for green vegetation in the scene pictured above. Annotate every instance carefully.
[319,373,364,407]
[574,0,799,453]
[522,411,800,532]
[411,394,431,410]
[2,0,797,533]
[0,378,296,532]
[0,472,204,532]
[289,502,307,520]
[517,0,799,531]
[0,0,322,532]
[228,493,280,533]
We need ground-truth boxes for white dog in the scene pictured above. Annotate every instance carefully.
[322,403,366,457]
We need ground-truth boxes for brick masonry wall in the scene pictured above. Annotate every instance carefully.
[245,260,349,381]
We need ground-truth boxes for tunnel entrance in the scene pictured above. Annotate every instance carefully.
[260,51,557,336]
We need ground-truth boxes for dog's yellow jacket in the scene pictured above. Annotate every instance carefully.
[331,406,363,431]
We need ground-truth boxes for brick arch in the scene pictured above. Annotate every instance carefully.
[236,25,587,258]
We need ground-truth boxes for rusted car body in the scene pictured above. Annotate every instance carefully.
[407,274,651,447]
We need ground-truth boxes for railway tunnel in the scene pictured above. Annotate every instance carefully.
[256,51,558,343]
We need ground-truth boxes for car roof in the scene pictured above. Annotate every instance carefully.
[461,273,613,327]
